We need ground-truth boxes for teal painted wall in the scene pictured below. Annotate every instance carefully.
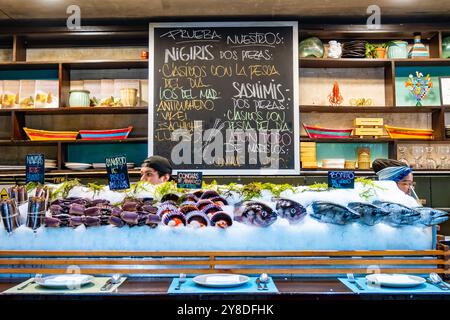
[67,143,148,165]
[0,70,59,80]
[316,143,389,163]
[395,66,450,106]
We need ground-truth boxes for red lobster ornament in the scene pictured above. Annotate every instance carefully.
[328,81,344,107]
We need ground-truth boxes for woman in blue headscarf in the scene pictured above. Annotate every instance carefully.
[372,159,415,197]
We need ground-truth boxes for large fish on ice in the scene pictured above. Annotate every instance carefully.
[372,200,421,227]
[309,201,360,225]
[347,202,390,226]
[414,207,449,226]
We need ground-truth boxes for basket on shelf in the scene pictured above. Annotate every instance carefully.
[79,126,133,140]
[302,123,353,139]
[384,125,434,140]
[23,128,79,141]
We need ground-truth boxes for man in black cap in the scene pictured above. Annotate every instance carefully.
[140,155,174,184]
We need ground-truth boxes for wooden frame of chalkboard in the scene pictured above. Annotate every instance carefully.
[148,21,299,175]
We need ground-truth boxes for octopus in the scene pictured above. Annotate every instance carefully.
[328,81,343,107]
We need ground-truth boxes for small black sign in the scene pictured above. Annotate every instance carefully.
[177,171,203,189]
[105,155,130,190]
[328,171,355,189]
[26,154,45,184]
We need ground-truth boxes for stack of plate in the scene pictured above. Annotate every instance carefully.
[45,159,57,169]
[92,163,135,169]
[322,158,346,169]
[0,165,26,171]
[65,162,92,170]
[342,40,367,58]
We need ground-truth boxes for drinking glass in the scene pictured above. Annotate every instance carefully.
[398,146,409,166]
[424,146,437,169]
[411,146,424,169]
[437,145,450,169]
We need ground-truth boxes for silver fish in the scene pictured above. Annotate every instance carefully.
[414,207,449,226]
[372,201,421,227]
[275,198,307,224]
[347,202,390,226]
[309,201,360,225]
[237,202,277,227]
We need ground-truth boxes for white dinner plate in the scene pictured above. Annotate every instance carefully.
[92,163,107,169]
[193,274,249,288]
[65,162,92,170]
[35,274,94,289]
[365,274,426,288]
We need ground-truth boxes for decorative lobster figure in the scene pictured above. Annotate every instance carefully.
[328,81,344,106]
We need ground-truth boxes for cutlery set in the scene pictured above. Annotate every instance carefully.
[100,273,122,291]
[256,273,269,290]
[347,272,450,291]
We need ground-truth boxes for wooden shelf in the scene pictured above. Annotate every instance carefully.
[300,137,394,143]
[299,29,438,41]
[299,58,392,68]
[62,138,147,144]
[300,137,450,143]
[0,61,60,70]
[300,106,441,113]
[61,60,148,69]
[7,106,148,115]
[0,138,147,146]
[300,57,450,68]
[394,58,450,66]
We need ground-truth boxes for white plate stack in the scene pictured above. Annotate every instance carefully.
[65,162,92,170]
[45,159,57,170]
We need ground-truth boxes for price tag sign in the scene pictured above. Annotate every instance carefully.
[105,155,130,190]
[328,171,355,189]
[177,171,203,189]
[26,154,45,184]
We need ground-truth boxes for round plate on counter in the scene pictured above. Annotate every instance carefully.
[35,274,94,289]
[65,162,92,170]
[193,274,249,288]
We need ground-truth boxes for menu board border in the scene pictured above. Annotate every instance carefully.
[148,21,299,175]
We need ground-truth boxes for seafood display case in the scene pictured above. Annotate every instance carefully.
[0,180,448,278]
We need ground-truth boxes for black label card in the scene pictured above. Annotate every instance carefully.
[105,155,130,190]
[328,171,355,189]
[26,154,45,184]
[177,171,203,189]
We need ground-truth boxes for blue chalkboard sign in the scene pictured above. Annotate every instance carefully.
[328,171,355,189]
[105,155,130,190]
[26,154,45,184]
[177,171,203,189]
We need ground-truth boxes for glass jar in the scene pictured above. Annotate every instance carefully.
[442,36,450,59]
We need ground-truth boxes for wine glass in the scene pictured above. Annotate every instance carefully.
[437,145,450,169]
[411,146,424,169]
[398,146,409,166]
[424,146,437,169]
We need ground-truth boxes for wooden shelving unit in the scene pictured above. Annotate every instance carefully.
[1,23,450,175]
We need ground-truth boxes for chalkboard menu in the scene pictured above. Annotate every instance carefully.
[105,155,130,190]
[149,22,299,174]
[328,171,355,189]
[26,154,45,184]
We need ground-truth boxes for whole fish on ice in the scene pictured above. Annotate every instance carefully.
[347,202,390,226]
[309,201,360,225]
[372,200,421,227]
[414,207,449,226]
